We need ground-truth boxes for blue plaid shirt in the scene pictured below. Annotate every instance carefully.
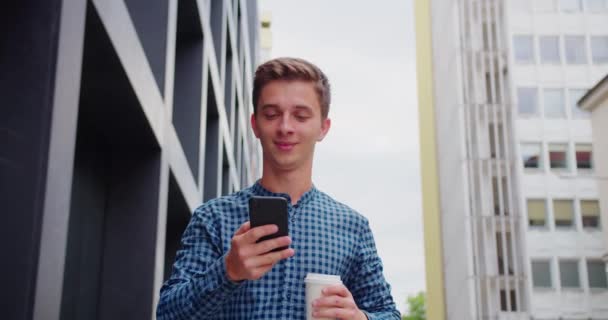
[157,181,400,319]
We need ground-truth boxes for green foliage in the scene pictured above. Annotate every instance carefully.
[402,292,426,320]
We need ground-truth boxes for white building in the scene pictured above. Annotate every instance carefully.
[579,73,608,297]
[415,0,608,319]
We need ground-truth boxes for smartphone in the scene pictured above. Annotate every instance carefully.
[248,196,289,252]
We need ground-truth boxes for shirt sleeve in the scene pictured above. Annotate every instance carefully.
[156,206,241,319]
[347,218,401,320]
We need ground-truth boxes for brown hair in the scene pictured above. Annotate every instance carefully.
[252,57,331,118]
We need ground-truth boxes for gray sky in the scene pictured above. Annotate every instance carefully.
[258,0,423,313]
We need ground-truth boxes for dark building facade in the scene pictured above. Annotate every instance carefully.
[0,0,262,319]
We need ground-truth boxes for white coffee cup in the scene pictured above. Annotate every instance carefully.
[304,273,342,320]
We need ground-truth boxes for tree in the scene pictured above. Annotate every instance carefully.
[402,292,426,320]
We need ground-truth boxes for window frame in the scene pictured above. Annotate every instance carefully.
[564,35,588,65]
[585,0,608,13]
[574,143,593,172]
[527,199,548,228]
[580,199,601,229]
[569,88,590,119]
[591,36,608,64]
[532,259,554,289]
[513,35,536,64]
[539,35,562,64]
[543,88,566,118]
[587,259,608,289]
[560,0,583,12]
[553,198,575,228]
[521,143,544,171]
[517,87,539,116]
[548,143,570,171]
[559,259,582,289]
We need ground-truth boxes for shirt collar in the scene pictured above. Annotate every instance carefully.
[251,180,318,207]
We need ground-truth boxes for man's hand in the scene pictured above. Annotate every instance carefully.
[225,221,295,281]
[312,285,367,320]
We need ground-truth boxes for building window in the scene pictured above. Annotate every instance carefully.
[518,87,538,115]
[535,0,558,11]
[521,143,543,169]
[499,290,517,311]
[569,88,590,118]
[491,177,510,216]
[528,199,547,227]
[581,200,600,228]
[554,199,574,227]
[559,260,581,288]
[548,143,568,170]
[586,0,608,12]
[561,0,583,11]
[591,36,608,64]
[514,35,535,64]
[532,260,553,288]
[539,36,562,64]
[543,89,566,118]
[575,143,593,170]
[565,36,587,64]
[587,260,608,288]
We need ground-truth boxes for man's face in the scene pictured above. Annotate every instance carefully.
[251,80,331,172]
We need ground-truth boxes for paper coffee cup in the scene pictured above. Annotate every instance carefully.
[304,273,342,320]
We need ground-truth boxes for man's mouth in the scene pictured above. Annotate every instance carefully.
[275,141,296,151]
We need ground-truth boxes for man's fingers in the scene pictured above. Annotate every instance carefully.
[234,221,251,236]
[249,248,295,267]
[252,236,291,255]
[245,224,279,243]
[312,307,359,319]
[313,295,356,309]
[322,284,351,298]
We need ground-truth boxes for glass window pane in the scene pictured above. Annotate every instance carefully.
[586,0,608,12]
[528,199,547,226]
[554,199,574,227]
[561,0,583,11]
[540,36,561,64]
[536,0,558,11]
[581,200,600,228]
[549,143,568,169]
[575,144,593,169]
[591,36,608,64]
[560,260,580,287]
[514,35,535,63]
[544,89,566,118]
[532,261,553,287]
[569,89,590,118]
[565,36,587,64]
[521,143,543,169]
[587,260,608,288]
[518,87,538,115]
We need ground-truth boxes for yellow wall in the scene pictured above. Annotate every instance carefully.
[414,0,446,319]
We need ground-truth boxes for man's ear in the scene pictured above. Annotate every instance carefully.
[251,113,260,138]
[317,118,331,141]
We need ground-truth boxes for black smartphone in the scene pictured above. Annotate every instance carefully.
[248,196,289,252]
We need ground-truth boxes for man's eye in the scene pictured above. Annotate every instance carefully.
[295,114,310,121]
[264,113,278,119]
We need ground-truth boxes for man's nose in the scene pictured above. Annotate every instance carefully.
[278,114,294,134]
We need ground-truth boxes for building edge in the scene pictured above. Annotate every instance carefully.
[414,0,446,319]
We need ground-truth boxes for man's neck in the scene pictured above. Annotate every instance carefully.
[259,165,313,205]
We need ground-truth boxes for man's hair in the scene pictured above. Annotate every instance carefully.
[252,57,331,118]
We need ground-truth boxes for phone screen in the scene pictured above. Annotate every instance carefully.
[248,196,289,251]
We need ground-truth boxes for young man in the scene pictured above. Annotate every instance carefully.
[157,57,399,319]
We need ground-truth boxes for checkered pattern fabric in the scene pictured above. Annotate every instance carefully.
[157,181,400,319]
